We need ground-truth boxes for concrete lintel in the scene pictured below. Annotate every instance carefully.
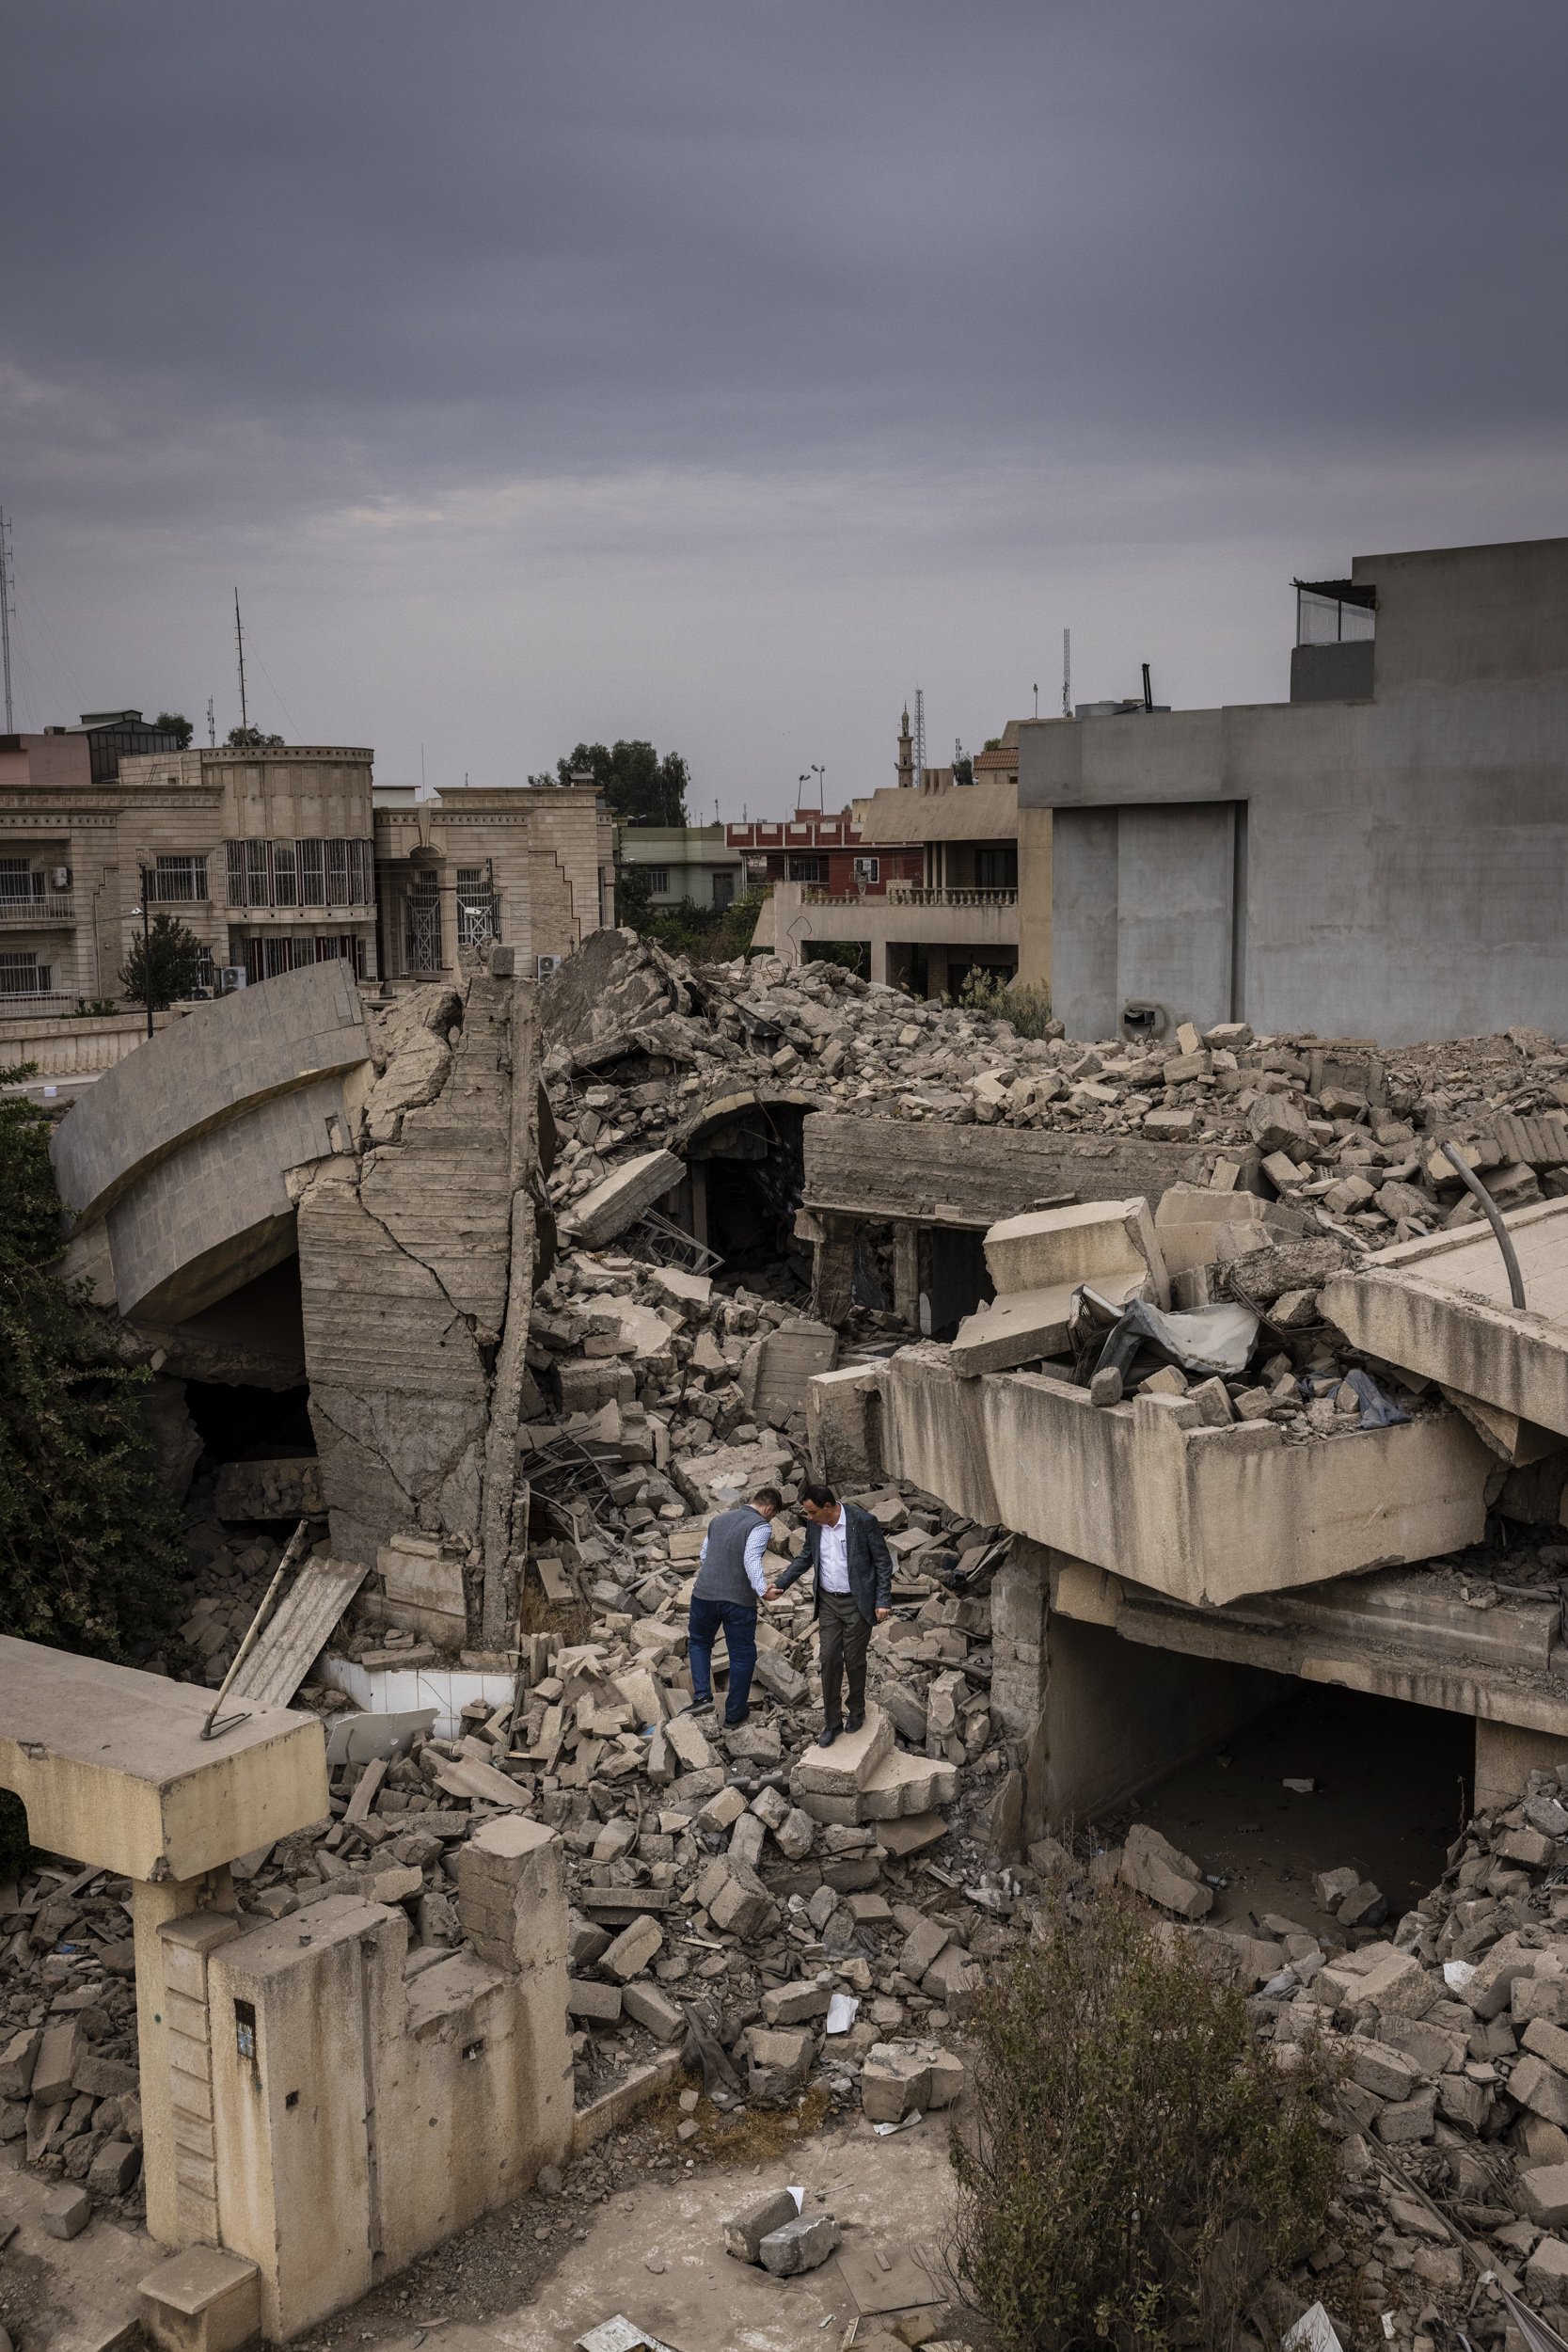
[0,1637,329,1882]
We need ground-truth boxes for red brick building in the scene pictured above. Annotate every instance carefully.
[724,807,924,897]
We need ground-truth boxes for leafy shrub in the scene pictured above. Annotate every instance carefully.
[952,1883,1338,2352]
[958,968,1054,1039]
[0,1063,183,1661]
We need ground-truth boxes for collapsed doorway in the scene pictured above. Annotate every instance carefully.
[675,1094,816,1282]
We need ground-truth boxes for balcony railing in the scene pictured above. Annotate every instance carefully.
[0,893,75,928]
[802,885,1017,910]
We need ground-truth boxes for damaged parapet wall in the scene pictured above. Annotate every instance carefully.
[298,954,546,1638]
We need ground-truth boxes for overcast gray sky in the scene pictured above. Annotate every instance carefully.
[4,3,1566,813]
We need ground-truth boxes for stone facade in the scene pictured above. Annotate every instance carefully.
[372,781,613,983]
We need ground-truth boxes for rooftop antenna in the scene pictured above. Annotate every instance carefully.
[913,688,926,792]
[206,694,215,748]
[1142,660,1153,712]
[1063,628,1071,719]
[0,508,14,731]
[1033,682,1038,719]
[234,590,249,733]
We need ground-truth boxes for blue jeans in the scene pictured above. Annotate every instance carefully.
[687,1595,757,1724]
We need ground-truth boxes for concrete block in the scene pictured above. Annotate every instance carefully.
[1350,2042,1422,2102]
[1526,2237,1568,2301]
[861,2039,961,2122]
[566,1979,624,2024]
[0,2027,40,2099]
[1374,2087,1436,2144]
[1516,2055,1568,2129]
[363,1864,423,1907]
[859,1750,959,1820]
[42,2183,92,2239]
[794,1705,893,1797]
[1120,1822,1212,1919]
[761,1979,832,2027]
[900,1919,952,1981]
[137,2246,263,2352]
[1522,2165,1568,2229]
[88,2137,142,2194]
[621,1983,686,2043]
[745,2026,816,2100]
[980,1198,1167,1302]
[758,2211,840,2276]
[601,1915,663,1983]
[29,2022,82,2108]
[725,2186,802,2264]
[560,1150,683,1248]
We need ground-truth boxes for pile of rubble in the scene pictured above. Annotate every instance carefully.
[541,930,1568,1271]
[1039,1773,1568,2344]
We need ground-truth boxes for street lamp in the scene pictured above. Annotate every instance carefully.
[798,763,826,811]
[134,865,153,1039]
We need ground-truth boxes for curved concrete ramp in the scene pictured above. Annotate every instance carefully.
[51,963,372,1322]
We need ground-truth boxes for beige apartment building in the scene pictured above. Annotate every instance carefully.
[755,717,1053,995]
[0,723,377,1000]
[372,778,615,979]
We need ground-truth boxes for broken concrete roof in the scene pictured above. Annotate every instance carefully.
[1322,1199,1568,1439]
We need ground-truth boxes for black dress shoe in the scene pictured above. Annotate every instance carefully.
[846,1708,865,1734]
[818,1723,841,1747]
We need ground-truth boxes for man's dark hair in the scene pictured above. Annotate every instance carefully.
[801,1483,838,1509]
[752,1486,784,1511]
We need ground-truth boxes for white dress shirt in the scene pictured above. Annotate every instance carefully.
[816,1511,851,1594]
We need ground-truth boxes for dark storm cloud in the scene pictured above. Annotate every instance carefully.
[2,3,1566,787]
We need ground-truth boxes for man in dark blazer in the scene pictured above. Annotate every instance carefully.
[767,1484,894,1745]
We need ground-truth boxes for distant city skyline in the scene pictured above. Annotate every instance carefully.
[5,2,1566,818]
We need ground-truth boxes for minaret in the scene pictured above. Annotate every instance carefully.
[897,704,914,788]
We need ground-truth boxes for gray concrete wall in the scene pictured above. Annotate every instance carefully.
[1022,534,1568,1044]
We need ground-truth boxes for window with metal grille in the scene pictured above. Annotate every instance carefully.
[226,842,245,905]
[351,839,372,904]
[271,841,297,907]
[786,854,824,883]
[0,858,35,904]
[244,840,271,907]
[0,951,48,994]
[297,839,325,906]
[326,839,350,903]
[645,866,669,894]
[151,854,209,903]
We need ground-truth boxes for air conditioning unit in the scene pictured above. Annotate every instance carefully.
[535,953,563,979]
[217,965,248,993]
[51,866,71,892]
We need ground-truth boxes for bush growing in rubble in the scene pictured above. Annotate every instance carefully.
[958,966,1054,1038]
[952,1881,1337,2352]
[0,1065,183,1688]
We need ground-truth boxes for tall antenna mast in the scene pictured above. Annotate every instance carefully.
[234,589,249,733]
[206,695,215,748]
[912,688,926,792]
[0,510,14,732]
[1062,628,1072,719]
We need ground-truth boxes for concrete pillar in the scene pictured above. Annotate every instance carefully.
[1475,1719,1568,1811]
[811,1212,857,1327]
[868,937,889,986]
[133,1870,236,2251]
[892,1223,921,1327]
[926,946,950,1001]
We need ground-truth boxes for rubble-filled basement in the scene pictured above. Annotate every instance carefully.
[11,930,1568,2350]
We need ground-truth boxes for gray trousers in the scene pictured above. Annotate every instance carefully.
[818,1588,872,1729]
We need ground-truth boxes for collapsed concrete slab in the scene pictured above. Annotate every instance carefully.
[1323,1200,1568,1440]
[950,1197,1167,1376]
[878,1352,1492,1607]
[558,1148,683,1248]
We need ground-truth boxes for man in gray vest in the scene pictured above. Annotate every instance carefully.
[687,1486,782,1727]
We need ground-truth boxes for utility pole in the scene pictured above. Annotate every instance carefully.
[1063,628,1072,719]
[0,509,14,732]
[234,590,249,734]
[207,695,216,748]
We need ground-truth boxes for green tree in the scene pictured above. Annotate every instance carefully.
[227,724,285,749]
[120,914,205,1010]
[0,1071,184,1653]
[154,711,194,748]
[952,752,974,787]
[532,740,689,826]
